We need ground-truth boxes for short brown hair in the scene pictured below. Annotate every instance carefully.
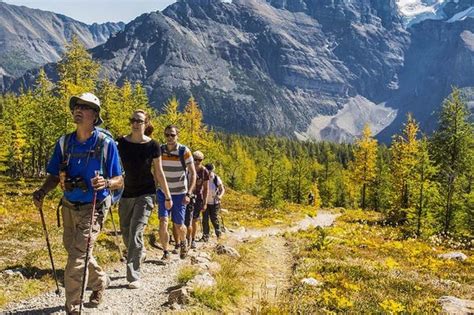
[134,109,154,136]
[165,124,179,134]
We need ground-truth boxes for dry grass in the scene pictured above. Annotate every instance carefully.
[0,179,123,309]
[280,209,474,313]
[222,188,316,229]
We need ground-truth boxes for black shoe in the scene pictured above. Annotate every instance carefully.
[161,251,170,261]
[179,242,188,259]
[198,235,209,242]
[172,244,179,254]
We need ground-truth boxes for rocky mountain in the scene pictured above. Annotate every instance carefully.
[3,0,473,142]
[89,0,410,137]
[0,2,124,78]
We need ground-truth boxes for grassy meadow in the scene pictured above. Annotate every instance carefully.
[1,178,472,313]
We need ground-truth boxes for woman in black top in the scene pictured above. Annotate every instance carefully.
[117,109,172,289]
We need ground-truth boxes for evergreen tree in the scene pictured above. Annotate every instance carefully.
[351,125,378,209]
[409,137,440,237]
[318,143,339,207]
[290,148,313,204]
[260,137,285,207]
[56,36,100,131]
[27,69,67,176]
[389,114,420,221]
[430,88,474,235]
[97,79,122,136]
[57,36,100,98]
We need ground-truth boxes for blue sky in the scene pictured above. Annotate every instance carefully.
[4,0,176,24]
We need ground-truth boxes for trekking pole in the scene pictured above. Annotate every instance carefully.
[79,171,99,314]
[109,204,126,262]
[38,204,61,296]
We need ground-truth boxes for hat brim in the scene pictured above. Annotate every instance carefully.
[69,96,101,112]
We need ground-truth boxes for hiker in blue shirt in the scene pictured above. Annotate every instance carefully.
[33,92,123,315]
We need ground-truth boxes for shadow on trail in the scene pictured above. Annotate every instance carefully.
[2,265,64,282]
[105,283,129,290]
[109,275,125,281]
[144,260,166,266]
[6,305,64,314]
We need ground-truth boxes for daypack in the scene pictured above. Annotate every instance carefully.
[213,174,220,188]
[59,127,124,205]
[160,143,187,171]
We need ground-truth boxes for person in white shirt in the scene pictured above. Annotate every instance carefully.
[201,163,225,241]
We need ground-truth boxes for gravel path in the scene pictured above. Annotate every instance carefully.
[3,211,338,314]
[231,211,339,241]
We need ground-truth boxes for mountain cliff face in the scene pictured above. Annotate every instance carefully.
[86,0,411,136]
[3,0,473,142]
[0,2,124,78]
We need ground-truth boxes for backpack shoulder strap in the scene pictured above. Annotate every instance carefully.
[178,145,187,171]
[59,132,74,163]
[95,132,108,176]
[213,174,219,187]
[160,144,168,156]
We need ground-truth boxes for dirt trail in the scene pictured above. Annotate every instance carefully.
[231,211,338,312]
[3,211,338,314]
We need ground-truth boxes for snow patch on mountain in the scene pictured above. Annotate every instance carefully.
[396,0,447,27]
[296,96,397,143]
[447,6,474,22]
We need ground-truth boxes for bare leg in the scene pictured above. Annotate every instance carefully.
[172,223,179,245]
[191,218,199,241]
[159,217,169,252]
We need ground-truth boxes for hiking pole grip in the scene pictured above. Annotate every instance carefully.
[38,204,61,296]
[79,171,99,314]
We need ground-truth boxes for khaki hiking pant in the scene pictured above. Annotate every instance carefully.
[118,194,154,282]
[61,196,111,312]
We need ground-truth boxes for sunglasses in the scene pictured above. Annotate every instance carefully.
[73,104,95,111]
[194,159,203,162]
[165,133,177,137]
[129,118,145,124]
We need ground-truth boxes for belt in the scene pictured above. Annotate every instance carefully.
[62,198,95,211]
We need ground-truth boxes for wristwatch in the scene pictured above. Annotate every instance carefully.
[186,192,193,198]
[105,179,110,189]
[165,197,171,201]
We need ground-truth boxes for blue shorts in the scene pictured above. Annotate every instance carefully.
[157,190,186,225]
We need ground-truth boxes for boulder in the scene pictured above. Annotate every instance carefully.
[188,272,217,289]
[197,261,222,273]
[168,287,190,305]
[301,277,323,287]
[215,244,241,258]
[438,252,468,261]
[2,268,24,279]
[438,296,474,314]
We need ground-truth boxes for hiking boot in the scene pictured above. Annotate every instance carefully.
[199,235,209,242]
[190,240,197,249]
[161,251,170,261]
[179,242,188,259]
[89,288,105,307]
[65,305,80,315]
[89,275,110,306]
[140,252,147,264]
[172,244,179,254]
[128,280,141,289]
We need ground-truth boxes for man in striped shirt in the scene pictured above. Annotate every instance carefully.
[157,125,196,260]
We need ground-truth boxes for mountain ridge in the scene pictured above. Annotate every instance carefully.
[0,2,125,78]
[2,0,473,142]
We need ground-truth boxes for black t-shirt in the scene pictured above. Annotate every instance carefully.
[117,137,161,198]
